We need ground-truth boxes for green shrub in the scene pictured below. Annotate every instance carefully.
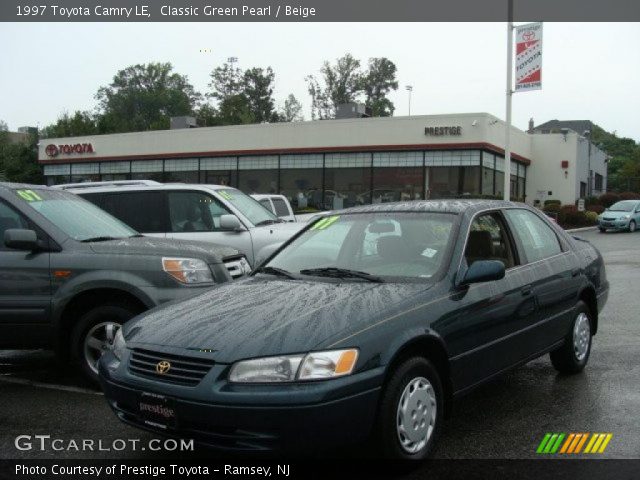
[543,203,561,214]
[558,205,588,228]
[584,211,599,224]
[598,193,620,208]
[587,205,605,214]
[619,191,640,200]
[585,195,601,206]
[544,199,561,207]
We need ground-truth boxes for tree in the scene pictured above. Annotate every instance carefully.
[0,133,42,184]
[208,62,244,102]
[243,67,279,123]
[362,57,398,117]
[41,111,98,138]
[0,120,7,132]
[306,54,363,119]
[217,95,256,126]
[95,62,201,133]
[280,94,303,122]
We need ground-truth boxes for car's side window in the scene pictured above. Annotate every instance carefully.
[465,212,516,268]
[167,191,231,233]
[99,192,168,233]
[504,209,562,263]
[272,198,290,217]
[0,200,31,251]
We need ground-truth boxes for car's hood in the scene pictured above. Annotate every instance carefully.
[124,277,431,363]
[89,236,239,262]
[253,221,305,237]
[602,211,633,219]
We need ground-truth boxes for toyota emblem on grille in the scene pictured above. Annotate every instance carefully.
[156,361,171,374]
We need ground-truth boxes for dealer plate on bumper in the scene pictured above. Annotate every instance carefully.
[138,392,177,429]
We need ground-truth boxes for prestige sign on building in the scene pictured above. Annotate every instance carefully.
[515,22,543,92]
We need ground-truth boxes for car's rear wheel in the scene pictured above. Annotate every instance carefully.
[71,302,139,385]
[550,301,592,374]
[375,357,443,460]
[629,220,636,233]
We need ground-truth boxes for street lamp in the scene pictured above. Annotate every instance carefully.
[405,85,413,116]
[583,125,593,197]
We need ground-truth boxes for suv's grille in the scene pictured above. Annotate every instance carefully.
[223,255,250,279]
[129,349,215,386]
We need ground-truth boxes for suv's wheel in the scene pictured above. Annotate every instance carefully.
[376,357,443,460]
[550,300,593,374]
[71,302,139,385]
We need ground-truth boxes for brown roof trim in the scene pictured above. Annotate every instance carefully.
[39,142,531,166]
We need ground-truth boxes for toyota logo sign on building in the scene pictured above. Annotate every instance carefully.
[45,143,95,157]
[45,144,59,157]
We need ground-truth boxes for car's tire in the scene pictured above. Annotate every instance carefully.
[375,357,443,460]
[70,302,139,385]
[629,220,636,233]
[598,227,606,233]
[550,300,593,374]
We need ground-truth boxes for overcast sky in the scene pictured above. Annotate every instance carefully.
[1,22,639,140]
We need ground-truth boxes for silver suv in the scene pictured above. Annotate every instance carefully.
[59,181,305,266]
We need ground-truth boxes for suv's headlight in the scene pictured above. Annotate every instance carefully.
[113,329,127,361]
[162,257,214,284]
[228,349,358,383]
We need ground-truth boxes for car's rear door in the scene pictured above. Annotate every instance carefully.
[503,208,581,354]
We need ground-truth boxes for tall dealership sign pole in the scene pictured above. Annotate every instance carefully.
[504,0,514,201]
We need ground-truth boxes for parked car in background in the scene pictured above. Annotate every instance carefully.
[250,194,296,222]
[99,200,608,458]
[0,183,248,383]
[59,182,305,266]
[597,200,640,232]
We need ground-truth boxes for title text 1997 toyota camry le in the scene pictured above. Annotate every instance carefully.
[99,200,608,459]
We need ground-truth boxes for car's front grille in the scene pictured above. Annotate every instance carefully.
[128,348,215,386]
[223,255,250,279]
[602,217,616,221]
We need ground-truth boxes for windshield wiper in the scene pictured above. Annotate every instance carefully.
[299,267,384,283]
[255,266,297,280]
[255,219,283,226]
[129,234,145,238]
[80,236,120,243]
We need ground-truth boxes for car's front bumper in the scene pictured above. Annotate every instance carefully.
[598,219,630,230]
[99,355,383,453]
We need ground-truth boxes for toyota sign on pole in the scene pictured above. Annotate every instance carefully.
[515,22,543,92]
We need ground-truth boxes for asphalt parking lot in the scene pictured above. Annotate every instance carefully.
[0,228,638,460]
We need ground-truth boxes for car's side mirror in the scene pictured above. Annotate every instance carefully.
[4,229,39,251]
[220,214,243,231]
[460,260,505,286]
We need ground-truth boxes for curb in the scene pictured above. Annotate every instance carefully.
[565,226,598,233]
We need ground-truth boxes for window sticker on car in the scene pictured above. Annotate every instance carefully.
[311,215,340,230]
[16,189,43,202]
[218,191,233,200]
[421,248,438,258]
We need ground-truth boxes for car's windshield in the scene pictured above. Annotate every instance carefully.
[13,188,137,241]
[216,188,278,226]
[609,201,638,212]
[265,212,456,281]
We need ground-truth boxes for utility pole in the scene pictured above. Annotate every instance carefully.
[405,85,413,116]
[504,0,514,201]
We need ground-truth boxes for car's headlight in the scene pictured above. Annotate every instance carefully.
[228,349,358,383]
[162,257,214,284]
[113,329,127,361]
[620,215,631,220]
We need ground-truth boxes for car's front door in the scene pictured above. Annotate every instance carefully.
[444,211,539,391]
[164,190,254,262]
[503,208,581,353]
[0,200,52,348]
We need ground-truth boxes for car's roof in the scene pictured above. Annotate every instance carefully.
[62,183,232,194]
[0,182,51,191]
[334,199,525,215]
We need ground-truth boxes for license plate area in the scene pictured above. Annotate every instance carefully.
[138,392,177,429]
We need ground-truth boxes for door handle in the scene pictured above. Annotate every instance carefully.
[521,285,533,296]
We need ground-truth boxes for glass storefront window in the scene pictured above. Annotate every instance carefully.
[280,169,323,211]
[494,171,505,198]
[131,160,163,182]
[238,156,278,194]
[201,157,237,187]
[324,153,371,210]
[131,172,164,182]
[482,167,494,196]
[461,167,481,196]
[165,171,199,183]
[428,167,460,198]
[371,168,423,203]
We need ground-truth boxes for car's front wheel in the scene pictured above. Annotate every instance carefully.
[375,357,443,460]
[71,302,139,385]
[629,220,636,233]
[550,301,593,374]
[598,227,606,233]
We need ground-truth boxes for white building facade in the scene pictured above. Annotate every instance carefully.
[38,113,606,210]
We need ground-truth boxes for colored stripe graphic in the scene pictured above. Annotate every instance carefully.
[538,433,613,454]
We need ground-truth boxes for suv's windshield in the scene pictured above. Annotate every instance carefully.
[609,201,638,212]
[217,188,278,226]
[13,188,137,241]
[264,212,455,281]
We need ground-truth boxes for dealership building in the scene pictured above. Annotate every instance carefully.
[37,112,608,210]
